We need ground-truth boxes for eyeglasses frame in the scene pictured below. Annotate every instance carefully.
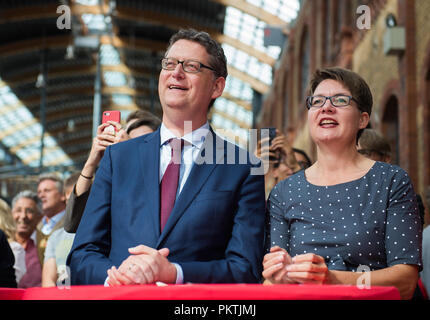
[161,57,215,74]
[305,94,359,110]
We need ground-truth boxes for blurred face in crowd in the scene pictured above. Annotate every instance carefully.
[37,179,66,217]
[271,152,294,182]
[271,150,308,182]
[12,197,41,240]
[294,152,310,168]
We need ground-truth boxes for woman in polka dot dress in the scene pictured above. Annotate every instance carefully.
[262,67,422,300]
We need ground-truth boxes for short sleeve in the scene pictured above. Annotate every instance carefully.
[385,169,422,271]
[266,183,290,253]
[44,229,60,263]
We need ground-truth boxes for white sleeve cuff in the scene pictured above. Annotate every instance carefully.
[173,263,184,284]
[104,276,110,286]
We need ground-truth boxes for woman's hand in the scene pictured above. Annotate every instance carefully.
[108,121,129,144]
[84,121,127,170]
[284,253,328,284]
[76,121,127,196]
[262,246,295,284]
[270,132,301,173]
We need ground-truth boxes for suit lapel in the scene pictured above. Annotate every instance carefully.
[139,129,162,238]
[157,129,226,246]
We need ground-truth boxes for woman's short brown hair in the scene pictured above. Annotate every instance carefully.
[308,67,373,142]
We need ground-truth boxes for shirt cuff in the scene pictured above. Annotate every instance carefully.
[104,276,110,287]
[173,263,184,284]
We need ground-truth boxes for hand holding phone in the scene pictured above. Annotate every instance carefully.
[102,111,121,134]
[262,127,280,162]
[268,127,277,146]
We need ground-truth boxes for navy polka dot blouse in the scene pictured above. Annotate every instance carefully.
[266,162,423,272]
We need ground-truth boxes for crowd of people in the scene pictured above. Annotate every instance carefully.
[0,29,428,300]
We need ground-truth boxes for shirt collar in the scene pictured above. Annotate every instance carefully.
[42,209,65,227]
[160,122,210,149]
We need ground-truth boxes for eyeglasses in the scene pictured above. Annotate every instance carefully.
[161,57,215,74]
[306,94,358,110]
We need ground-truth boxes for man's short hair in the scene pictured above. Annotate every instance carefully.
[358,128,391,158]
[166,28,228,79]
[38,173,64,195]
[64,172,81,191]
[125,110,161,134]
[126,110,161,125]
[126,117,161,135]
[11,190,42,214]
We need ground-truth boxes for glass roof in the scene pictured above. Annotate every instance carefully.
[75,0,99,6]
[212,0,300,148]
[0,0,300,169]
[0,79,73,167]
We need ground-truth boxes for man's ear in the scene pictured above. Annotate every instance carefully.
[211,77,226,100]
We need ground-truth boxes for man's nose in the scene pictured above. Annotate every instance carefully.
[15,210,26,220]
[171,63,185,78]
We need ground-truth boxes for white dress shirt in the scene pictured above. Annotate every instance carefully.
[159,122,209,284]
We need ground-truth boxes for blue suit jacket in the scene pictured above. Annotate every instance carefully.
[67,128,266,284]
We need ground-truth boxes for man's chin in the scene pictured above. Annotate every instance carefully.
[164,101,186,110]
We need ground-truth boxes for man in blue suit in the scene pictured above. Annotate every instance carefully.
[67,29,266,285]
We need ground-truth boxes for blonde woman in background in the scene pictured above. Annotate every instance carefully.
[0,198,26,284]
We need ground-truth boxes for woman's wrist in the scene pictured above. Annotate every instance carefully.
[81,163,97,177]
[80,172,93,180]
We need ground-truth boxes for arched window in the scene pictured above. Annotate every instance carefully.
[283,69,289,128]
[335,0,343,35]
[425,67,430,192]
[382,96,399,164]
[324,0,332,64]
[299,28,310,103]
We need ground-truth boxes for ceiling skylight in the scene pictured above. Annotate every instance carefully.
[0,79,73,167]
[212,0,300,148]
[211,0,300,147]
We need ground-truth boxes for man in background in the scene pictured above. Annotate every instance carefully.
[36,174,66,264]
[42,172,80,287]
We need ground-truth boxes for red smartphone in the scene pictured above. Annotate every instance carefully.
[102,111,121,133]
